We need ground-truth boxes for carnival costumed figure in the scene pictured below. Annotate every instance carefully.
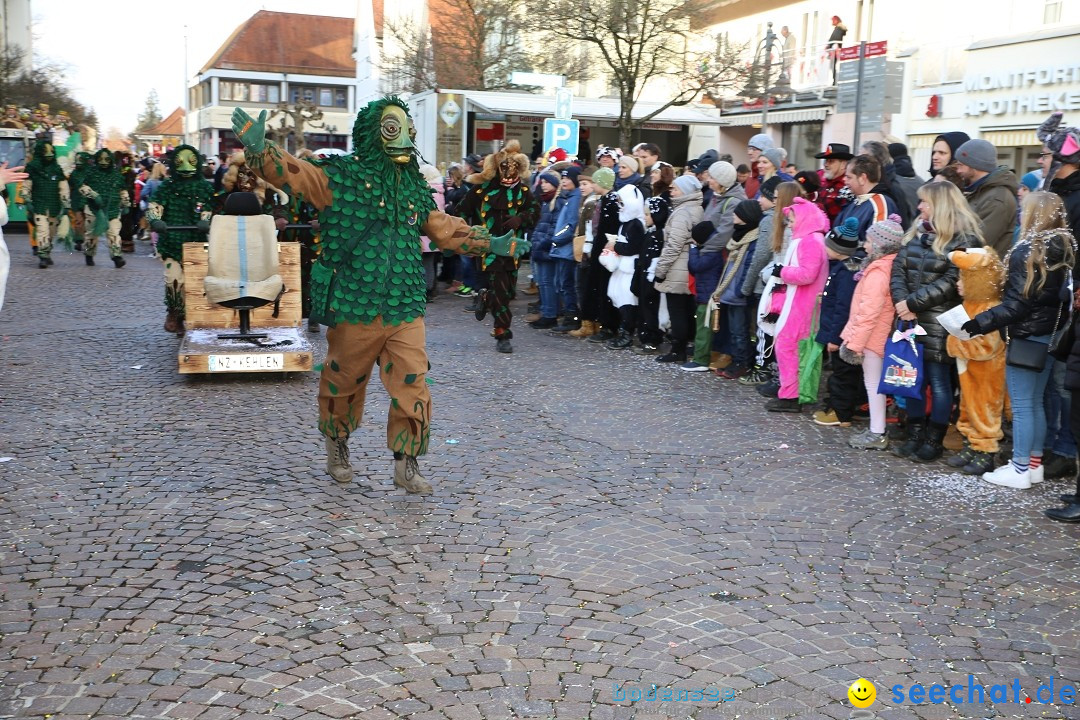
[68,152,93,251]
[20,139,70,268]
[78,149,131,268]
[459,140,539,353]
[146,145,215,334]
[115,152,138,253]
[213,151,289,226]
[231,97,528,494]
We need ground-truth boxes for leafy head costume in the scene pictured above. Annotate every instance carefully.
[151,144,215,262]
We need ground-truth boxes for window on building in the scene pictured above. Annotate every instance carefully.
[219,82,280,104]
[1045,0,1062,23]
[289,85,348,108]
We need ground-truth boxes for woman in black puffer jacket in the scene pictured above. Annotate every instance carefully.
[890,181,984,460]
[966,192,1075,491]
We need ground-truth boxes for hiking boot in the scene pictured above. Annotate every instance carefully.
[325,436,353,484]
[912,422,948,463]
[709,353,733,370]
[849,429,889,450]
[38,256,49,269]
[551,318,581,333]
[718,365,749,379]
[961,451,996,475]
[524,312,542,323]
[892,420,926,458]
[765,397,802,413]
[569,320,598,338]
[530,317,557,329]
[756,379,780,398]
[523,282,539,295]
[606,329,632,349]
[463,297,480,313]
[112,256,126,269]
[496,338,513,353]
[655,352,686,363]
[393,453,432,494]
[474,290,489,321]
[812,409,851,427]
[85,254,94,266]
[947,446,976,468]
[588,327,617,343]
[739,366,769,385]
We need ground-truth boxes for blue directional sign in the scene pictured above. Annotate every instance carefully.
[543,118,580,157]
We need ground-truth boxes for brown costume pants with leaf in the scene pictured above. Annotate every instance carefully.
[318,317,432,457]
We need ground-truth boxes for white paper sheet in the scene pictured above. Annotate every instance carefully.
[937,304,973,340]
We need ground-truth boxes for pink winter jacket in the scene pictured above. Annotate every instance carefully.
[841,254,897,356]
[776,198,830,339]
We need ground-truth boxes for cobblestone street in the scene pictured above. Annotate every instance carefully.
[1,239,1079,720]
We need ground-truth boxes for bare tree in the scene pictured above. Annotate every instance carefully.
[535,0,747,148]
[0,47,98,129]
[266,100,332,152]
[379,0,589,93]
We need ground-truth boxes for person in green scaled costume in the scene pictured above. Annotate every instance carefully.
[231,96,529,494]
[19,139,70,268]
[67,152,93,251]
[146,145,215,334]
[77,149,131,268]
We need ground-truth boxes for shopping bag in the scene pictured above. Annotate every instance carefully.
[878,320,926,399]
[797,300,823,404]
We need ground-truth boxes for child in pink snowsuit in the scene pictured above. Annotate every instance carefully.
[767,197,830,410]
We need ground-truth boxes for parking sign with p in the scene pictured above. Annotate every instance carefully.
[543,118,580,158]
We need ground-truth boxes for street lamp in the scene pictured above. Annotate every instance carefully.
[739,22,793,132]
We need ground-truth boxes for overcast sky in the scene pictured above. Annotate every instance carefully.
[32,0,357,134]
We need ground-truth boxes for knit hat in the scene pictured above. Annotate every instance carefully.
[708,161,737,189]
[672,175,701,196]
[596,145,621,163]
[888,142,909,159]
[546,147,568,164]
[733,199,763,228]
[538,171,561,189]
[618,155,640,173]
[592,167,615,191]
[561,166,581,187]
[825,216,861,256]
[1037,112,1080,165]
[865,213,906,257]
[1020,171,1042,191]
[954,139,997,173]
[762,148,785,171]
[748,133,774,151]
[794,170,821,194]
[758,176,783,201]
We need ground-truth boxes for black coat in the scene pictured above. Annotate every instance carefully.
[972,235,1072,340]
[890,231,982,363]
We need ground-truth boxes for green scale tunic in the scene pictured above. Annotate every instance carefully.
[26,160,65,217]
[68,165,90,212]
[315,156,436,326]
[81,166,126,220]
[154,179,215,262]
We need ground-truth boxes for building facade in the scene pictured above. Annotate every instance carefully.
[186,11,359,158]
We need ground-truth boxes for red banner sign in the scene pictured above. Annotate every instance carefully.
[838,40,887,61]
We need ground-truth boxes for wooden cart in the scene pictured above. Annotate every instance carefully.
[177,241,313,374]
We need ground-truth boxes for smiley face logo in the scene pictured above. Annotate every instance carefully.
[848,678,876,708]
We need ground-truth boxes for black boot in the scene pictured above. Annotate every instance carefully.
[912,422,948,463]
[38,256,49,269]
[474,289,489,321]
[961,450,996,475]
[112,256,126,269]
[1045,503,1080,523]
[946,444,974,468]
[892,419,925,458]
[588,327,617,343]
[606,329,632,349]
[85,254,95,266]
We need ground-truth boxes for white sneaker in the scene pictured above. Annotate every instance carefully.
[982,463,1031,489]
[1030,465,1045,484]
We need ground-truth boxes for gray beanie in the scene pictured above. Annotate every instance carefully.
[748,133,775,151]
[673,174,701,196]
[708,161,737,190]
[954,139,997,173]
[762,148,785,171]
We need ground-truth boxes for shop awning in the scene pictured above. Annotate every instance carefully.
[719,107,830,126]
[982,129,1040,147]
[463,90,727,126]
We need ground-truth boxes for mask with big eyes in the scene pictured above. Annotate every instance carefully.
[380,105,416,164]
[96,152,112,170]
[174,148,198,178]
[42,144,56,163]
[236,168,257,193]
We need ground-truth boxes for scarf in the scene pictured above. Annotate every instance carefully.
[713,227,759,301]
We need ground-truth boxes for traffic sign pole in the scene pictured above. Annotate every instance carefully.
[853,41,866,150]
